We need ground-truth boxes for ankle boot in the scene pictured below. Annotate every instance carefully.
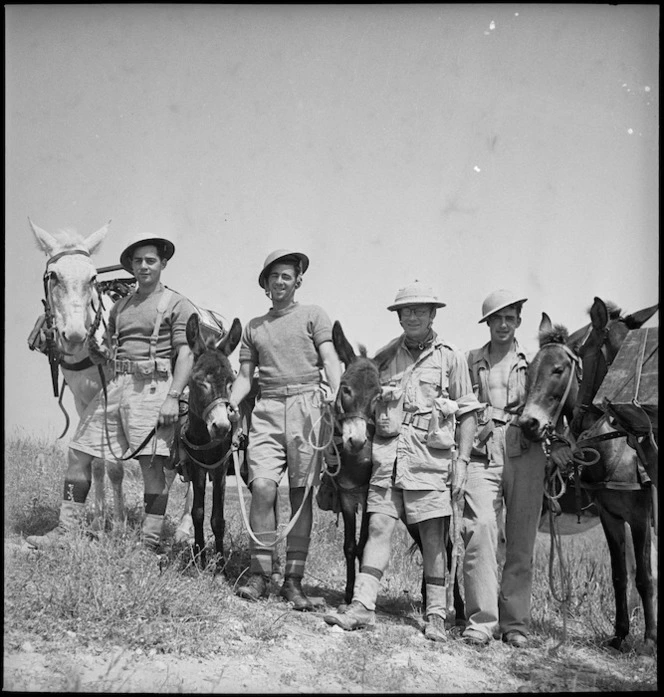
[142,513,164,551]
[26,500,86,549]
[280,575,314,611]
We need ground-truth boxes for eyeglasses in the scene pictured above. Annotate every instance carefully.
[400,307,430,318]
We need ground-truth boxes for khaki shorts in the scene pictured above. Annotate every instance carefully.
[246,386,327,488]
[70,372,174,460]
[367,483,452,525]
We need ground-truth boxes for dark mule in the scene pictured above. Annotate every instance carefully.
[519,303,657,653]
[328,321,464,622]
[180,313,242,570]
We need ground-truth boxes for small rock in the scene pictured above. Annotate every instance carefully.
[21,641,35,653]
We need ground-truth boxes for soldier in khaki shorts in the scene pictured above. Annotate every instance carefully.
[324,281,480,640]
[228,249,341,610]
[27,235,196,552]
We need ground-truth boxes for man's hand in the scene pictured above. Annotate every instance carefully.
[451,457,469,503]
[158,395,180,428]
[549,441,574,472]
[87,335,110,365]
[227,402,241,423]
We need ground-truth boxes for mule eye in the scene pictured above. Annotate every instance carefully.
[552,366,564,375]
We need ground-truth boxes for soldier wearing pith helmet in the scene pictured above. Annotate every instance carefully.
[229,248,341,611]
[459,289,547,649]
[324,280,481,640]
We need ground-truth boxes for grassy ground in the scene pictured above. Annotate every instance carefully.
[4,431,658,692]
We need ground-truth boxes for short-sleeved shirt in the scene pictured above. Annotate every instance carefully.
[110,284,196,361]
[371,333,482,490]
[239,303,333,389]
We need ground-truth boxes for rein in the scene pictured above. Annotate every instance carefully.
[232,390,334,548]
[180,406,236,472]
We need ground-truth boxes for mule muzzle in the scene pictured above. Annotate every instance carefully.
[517,414,546,442]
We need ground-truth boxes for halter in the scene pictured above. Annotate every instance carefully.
[537,341,582,431]
[41,249,102,397]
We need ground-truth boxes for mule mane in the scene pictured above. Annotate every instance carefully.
[539,324,569,347]
[357,344,368,358]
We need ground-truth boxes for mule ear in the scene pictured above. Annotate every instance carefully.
[623,303,658,330]
[589,297,608,331]
[539,312,553,335]
[332,321,356,367]
[84,221,110,255]
[29,218,59,257]
[217,317,242,356]
[186,313,203,352]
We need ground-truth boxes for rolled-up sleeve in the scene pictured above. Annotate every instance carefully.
[447,349,483,416]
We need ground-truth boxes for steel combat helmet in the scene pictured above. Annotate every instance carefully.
[479,289,528,323]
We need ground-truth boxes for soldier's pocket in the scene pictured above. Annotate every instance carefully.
[374,386,404,438]
[426,399,457,450]
[505,424,527,458]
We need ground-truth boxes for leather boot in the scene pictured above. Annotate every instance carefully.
[279,575,314,611]
[26,501,86,549]
[424,614,448,642]
[142,513,164,551]
[236,573,270,601]
[323,601,376,630]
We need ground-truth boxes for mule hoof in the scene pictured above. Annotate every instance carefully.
[604,635,629,653]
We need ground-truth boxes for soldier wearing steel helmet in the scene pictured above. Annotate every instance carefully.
[458,289,547,649]
[324,281,481,640]
[27,235,196,552]
[228,249,341,611]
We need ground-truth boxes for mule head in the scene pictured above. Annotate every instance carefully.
[186,313,242,440]
[573,297,659,426]
[30,219,110,354]
[332,321,379,453]
[518,313,580,441]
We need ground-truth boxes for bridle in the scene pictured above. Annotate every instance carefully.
[536,341,582,433]
[41,249,106,397]
[180,397,236,471]
[333,387,377,432]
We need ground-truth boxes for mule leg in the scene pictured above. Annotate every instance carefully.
[191,468,207,568]
[628,494,657,650]
[210,468,227,573]
[340,496,359,606]
[406,523,427,610]
[174,482,195,544]
[597,500,630,650]
[447,536,466,625]
[106,458,125,528]
[91,458,106,531]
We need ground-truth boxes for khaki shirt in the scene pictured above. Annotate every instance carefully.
[371,333,482,490]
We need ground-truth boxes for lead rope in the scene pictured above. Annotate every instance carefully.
[232,394,333,548]
[541,432,571,651]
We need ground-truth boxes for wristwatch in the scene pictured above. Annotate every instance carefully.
[167,389,181,399]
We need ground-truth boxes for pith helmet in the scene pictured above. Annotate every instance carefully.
[387,280,446,312]
[479,289,528,323]
[120,235,175,273]
[258,249,310,289]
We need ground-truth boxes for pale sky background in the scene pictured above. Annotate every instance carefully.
[5,4,659,439]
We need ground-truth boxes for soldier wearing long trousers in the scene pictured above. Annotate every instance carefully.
[459,290,549,648]
[228,249,341,611]
[27,236,196,552]
[324,281,480,641]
